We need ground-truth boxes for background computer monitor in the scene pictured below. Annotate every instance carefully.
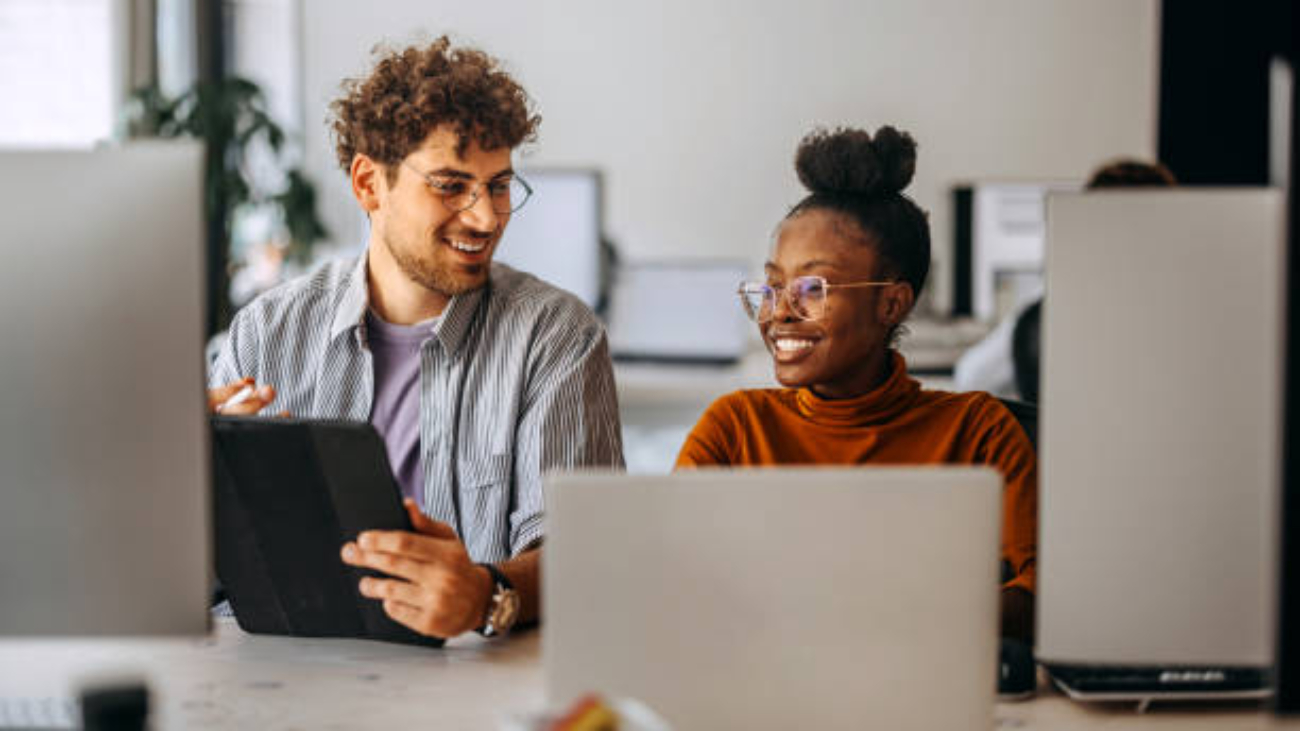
[0,143,211,635]
[951,180,1080,321]
[605,260,751,365]
[495,167,606,311]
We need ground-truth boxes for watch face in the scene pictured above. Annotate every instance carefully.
[491,589,522,632]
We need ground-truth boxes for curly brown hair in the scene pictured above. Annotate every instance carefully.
[330,36,540,181]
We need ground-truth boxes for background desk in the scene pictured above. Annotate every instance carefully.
[616,347,959,474]
[1,619,1295,730]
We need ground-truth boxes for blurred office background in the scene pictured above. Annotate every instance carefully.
[0,0,1287,471]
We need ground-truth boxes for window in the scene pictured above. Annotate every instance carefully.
[0,0,117,147]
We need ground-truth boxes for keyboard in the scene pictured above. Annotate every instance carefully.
[0,697,78,730]
[1047,663,1271,698]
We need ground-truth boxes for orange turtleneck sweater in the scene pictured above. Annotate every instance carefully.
[675,352,1037,596]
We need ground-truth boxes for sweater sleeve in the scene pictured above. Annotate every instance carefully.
[972,398,1038,595]
[674,395,741,468]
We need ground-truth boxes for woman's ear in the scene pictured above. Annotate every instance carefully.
[876,282,915,327]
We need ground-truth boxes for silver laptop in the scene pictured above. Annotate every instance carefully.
[544,467,1002,731]
[0,143,211,635]
[1037,189,1285,702]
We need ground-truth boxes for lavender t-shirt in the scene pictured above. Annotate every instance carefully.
[365,310,439,510]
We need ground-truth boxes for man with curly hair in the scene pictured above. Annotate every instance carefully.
[208,37,623,640]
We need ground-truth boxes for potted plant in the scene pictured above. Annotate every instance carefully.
[125,77,328,334]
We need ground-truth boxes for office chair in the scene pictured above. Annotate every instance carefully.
[996,397,1038,453]
[1011,299,1042,404]
[996,396,1037,590]
[1002,301,1041,585]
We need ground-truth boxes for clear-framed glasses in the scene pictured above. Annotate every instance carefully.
[737,275,897,323]
[403,162,533,214]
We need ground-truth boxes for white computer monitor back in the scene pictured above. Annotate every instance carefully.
[1037,189,1284,666]
[0,143,211,635]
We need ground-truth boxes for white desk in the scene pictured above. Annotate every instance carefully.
[615,353,775,474]
[0,619,540,729]
[615,349,958,474]
[1,619,1296,730]
[614,344,960,412]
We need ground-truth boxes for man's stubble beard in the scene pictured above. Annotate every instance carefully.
[383,229,489,299]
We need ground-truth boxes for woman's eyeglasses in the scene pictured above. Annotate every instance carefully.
[737,275,897,323]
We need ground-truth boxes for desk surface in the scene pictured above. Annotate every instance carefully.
[0,619,1295,730]
[0,619,540,729]
[614,347,958,412]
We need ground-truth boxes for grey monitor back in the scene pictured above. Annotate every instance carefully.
[544,467,1002,731]
[1038,190,1285,666]
[0,143,211,635]
[606,260,751,364]
[495,168,603,309]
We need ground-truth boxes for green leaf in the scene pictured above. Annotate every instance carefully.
[117,76,329,297]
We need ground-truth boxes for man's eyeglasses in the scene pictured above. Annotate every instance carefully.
[403,162,533,214]
[737,275,897,323]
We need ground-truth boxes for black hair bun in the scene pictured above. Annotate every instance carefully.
[794,125,917,199]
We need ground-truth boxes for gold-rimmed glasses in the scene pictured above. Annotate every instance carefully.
[737,275,897,323]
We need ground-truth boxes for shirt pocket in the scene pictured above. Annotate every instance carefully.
[457,452,514,563]
[459,452,512,491]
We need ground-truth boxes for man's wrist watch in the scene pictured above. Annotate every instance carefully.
[477,563,521,637]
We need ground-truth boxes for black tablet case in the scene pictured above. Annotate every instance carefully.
[211,417,444,647]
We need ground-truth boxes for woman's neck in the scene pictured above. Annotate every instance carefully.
[810,347,894,401]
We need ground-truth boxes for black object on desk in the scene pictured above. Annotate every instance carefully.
[80,683,147,731]
[998,638,1036,700]
[1045,663,1270,697]
[210,417,443,647]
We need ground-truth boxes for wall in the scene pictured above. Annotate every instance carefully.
[300,0,1158,313]
[229,0,300,137]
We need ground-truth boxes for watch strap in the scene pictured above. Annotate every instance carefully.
[480,562,514,591]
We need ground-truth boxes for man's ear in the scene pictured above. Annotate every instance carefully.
[877,282,915,327]
[351,154,384,213]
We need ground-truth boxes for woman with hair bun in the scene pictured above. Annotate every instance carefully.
[676,125,1037,638]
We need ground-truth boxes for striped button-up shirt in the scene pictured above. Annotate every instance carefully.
[210,255,625,563]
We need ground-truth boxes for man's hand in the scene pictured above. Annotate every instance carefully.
[208,377,277,415]
[340,499,494,639]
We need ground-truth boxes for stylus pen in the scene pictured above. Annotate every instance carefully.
[217,384,257,413]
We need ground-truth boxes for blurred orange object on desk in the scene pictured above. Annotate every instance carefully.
[548,694,619,731]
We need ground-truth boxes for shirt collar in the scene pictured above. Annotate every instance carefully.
[329,255,371,343]
[329,254,487,354]
[433,284,486,353]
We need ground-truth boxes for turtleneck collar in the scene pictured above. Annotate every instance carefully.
[793,350,921,427]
